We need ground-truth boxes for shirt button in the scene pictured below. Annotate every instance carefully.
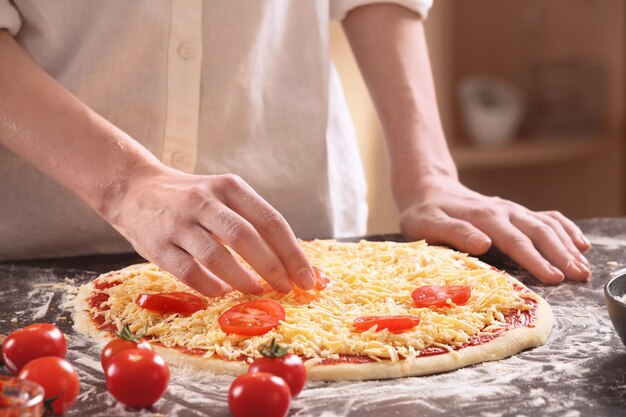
[177,42,195,60]
[171,152,189,168]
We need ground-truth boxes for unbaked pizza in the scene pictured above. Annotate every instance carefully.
[73,240,554,380]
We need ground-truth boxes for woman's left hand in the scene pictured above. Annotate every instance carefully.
[398,176,592,284]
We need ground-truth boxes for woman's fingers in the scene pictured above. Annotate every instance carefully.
[199,205,304,292]
[152,244,232,297]
[542,210,592,252]
[396,177,591,284]
[177,227,265,294]
[511,212,590,282]
[217,174,316,290]
[474,218,565,284]
[532,212,590,266]
[110,170,317,297]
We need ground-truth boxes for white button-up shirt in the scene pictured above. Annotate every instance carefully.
[0,0,431,260]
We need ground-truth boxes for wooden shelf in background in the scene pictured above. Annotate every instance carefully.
[450,137,613,169]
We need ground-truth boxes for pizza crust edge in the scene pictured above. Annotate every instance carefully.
[72,273,554,381]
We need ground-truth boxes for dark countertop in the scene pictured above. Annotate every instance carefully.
[1,218,626,417]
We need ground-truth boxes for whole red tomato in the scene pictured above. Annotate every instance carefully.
[2,323,67,374]
[101,325,153,371]
[105,349,169,408]
[228,372,291,417]
[249,339,306,397]
[17,356,80,414]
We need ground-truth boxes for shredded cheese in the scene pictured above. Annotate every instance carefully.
[86,240,533,362]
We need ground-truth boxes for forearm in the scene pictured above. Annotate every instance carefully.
[342,4,457,209]
[0,29,316,293]
[0,30,162,217]
[343,7,592,282]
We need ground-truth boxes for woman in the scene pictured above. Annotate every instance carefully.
[0,0,591,296]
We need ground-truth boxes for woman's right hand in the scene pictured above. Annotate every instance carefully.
[0,30,315,294]
[101,165,317,297]
[0,30,315,296]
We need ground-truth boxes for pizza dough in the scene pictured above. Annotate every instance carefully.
[73,240,554,380]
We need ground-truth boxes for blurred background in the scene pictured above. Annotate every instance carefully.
[330,0,624,235]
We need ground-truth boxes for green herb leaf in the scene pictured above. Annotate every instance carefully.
[259,338,290,358]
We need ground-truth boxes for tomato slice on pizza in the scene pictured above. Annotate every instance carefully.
[353,315,421,334]
[313,267,330,291]
[218,300,286,336]
[136,292,204,316]
[411,285,472,308]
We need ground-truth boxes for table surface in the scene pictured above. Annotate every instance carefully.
[1,218,626,417]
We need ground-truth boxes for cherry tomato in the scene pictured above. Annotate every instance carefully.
[228,372,291,417]
[2,323,67,374]
[101,326,153,371]
[411,285,472,308]
[218,300,286,336]
[105,349,169,408]
[136,292,204,316]
[313,267,330,291]
[17,357,80,414]
[249,339,306,397]
[353,315,421,334]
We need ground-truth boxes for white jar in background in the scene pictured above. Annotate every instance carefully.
[458,76,525,147]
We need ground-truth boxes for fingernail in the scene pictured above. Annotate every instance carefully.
[565,259,582,275]
[219,283,233,296]
[575,252,590,267]
[251,282,264,295]
[297,268,316,290]
[577,260,591,276]
[549,265,564,282]
[467,234,490,250]
[579,234,591,247]
[274,276,293,293]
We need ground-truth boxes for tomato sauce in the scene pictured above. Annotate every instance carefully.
[320,355,375,365]
[87,279,122,331]
[147,340,209,357]
[94,279,122,291]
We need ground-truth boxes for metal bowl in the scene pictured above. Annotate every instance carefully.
[604,268,626,348]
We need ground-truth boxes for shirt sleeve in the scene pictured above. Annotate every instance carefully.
[0,0,21,35]
[330,0,433,21]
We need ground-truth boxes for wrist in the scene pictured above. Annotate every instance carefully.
[89,153,166,222]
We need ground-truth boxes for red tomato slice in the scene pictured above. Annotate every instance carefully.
[136,292,204,316]
[353,315,421,334]
[411,285,472,308]
[218,300,286,336]
[313,267,330,291]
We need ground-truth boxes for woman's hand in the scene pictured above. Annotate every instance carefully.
[0,31,314,296]
[102,166,317,296]
[342,6,591,284]
[398,176,592,284]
